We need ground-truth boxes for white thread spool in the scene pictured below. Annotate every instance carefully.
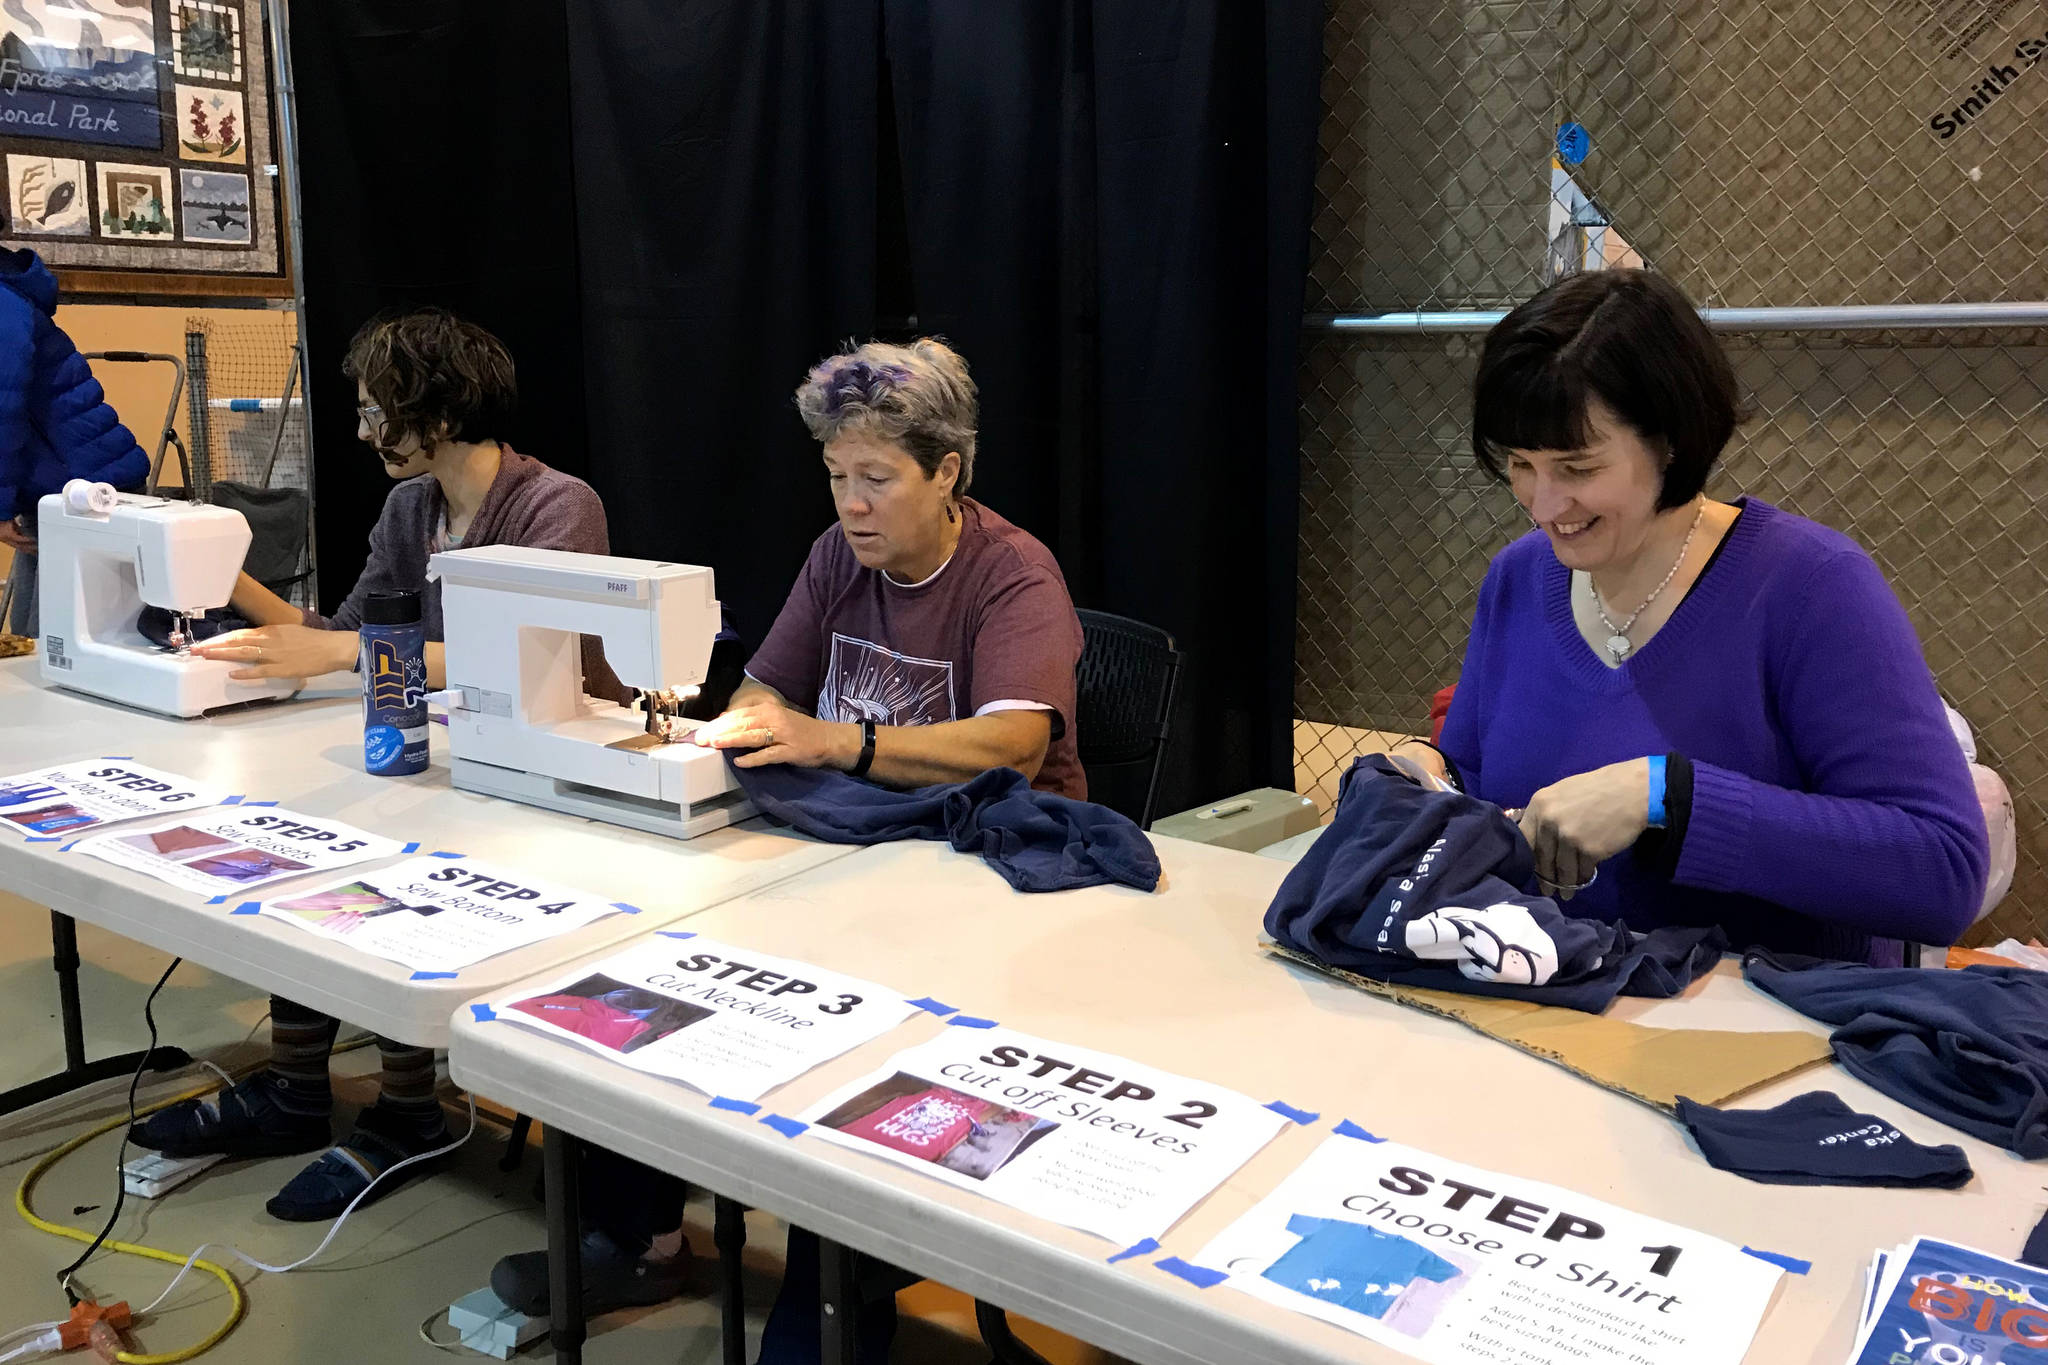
[61,479,118,515]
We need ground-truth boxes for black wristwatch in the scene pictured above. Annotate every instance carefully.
[848,718,877,778]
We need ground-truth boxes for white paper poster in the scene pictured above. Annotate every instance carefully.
[800,1024,1288,1247]
[1194,1133,1783,1365]
[0,760,230,838]
[77,807,404,897]
[493,933,918,1101]
[262,855,630,974]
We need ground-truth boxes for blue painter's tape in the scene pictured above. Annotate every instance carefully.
[221,794,244,805]
[907,996,957,1017]
[231,901,260,915]
[1333,1119,1385,1143]
[1742,1247,1810,1275]
[948,1015,998,1029]
[58,840,78,852]
[411,970,459,980]
[401,841,420,854]
[26,836,63,844]
[470,1004,497,1022]
[206,895,228,905]
[710,1097,762,1115]
[1107,1237,1160,1265]
[657,930,697,940]
[101,755,133,760]
[611,901,642,914]
[1266,1101,1319,1126]
[430,851,464,859]
[760,1114,808,1139]
[230,398,262,412]
[1154,1257,1228,1289]
[244,800,278,807]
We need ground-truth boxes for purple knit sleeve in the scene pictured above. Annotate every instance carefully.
[1439,558,1506,796]
[1673,547,1989,943]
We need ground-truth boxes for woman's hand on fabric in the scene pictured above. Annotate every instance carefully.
[1517,758,1652,899]
[189,624,349,682]
[691,700,855,771]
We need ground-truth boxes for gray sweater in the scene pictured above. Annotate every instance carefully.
[306,447,630,702]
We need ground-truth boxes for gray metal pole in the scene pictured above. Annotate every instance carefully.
[1308,302,2048,334]
[266,0,319,604]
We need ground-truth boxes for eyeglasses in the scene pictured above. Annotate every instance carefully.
[356,403,384,422]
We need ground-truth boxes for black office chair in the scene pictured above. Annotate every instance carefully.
[1073,608,1183,829]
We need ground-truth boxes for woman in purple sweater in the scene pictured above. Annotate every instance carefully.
[1427,270,1987,964]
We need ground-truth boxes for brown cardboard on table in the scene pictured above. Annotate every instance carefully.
[1264,942,1830,1111]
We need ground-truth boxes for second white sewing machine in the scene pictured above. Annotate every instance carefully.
[430,545,752,839]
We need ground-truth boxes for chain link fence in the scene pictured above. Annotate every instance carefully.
[1296,0,2048,947]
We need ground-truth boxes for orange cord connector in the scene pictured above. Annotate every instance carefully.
[59,1301,132,1362]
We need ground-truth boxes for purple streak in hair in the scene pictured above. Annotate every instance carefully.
[819,359,914,416]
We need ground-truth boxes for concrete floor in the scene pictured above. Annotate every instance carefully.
[0,890,1126,1364]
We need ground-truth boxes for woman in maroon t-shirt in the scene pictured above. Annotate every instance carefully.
[693,337,1088,799]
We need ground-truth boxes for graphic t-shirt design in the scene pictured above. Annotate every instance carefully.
[1262,1216,1461,1320]
[843,1088,981,1157]
[816,632,956,727]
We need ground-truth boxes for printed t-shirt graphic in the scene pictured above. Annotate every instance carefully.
[1262,1216,1460,1320]
[843,1088,981,1159]
[512,992,664,1052]
[817,633,956,726]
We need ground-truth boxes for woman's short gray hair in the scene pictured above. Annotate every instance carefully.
[795,338,979,494]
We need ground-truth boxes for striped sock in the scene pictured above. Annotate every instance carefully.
[266,996,338,1118]
[373,1039,447,1139]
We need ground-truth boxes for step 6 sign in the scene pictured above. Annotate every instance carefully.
[800,1024,1287,1247]
[77,807,403,897]
[1195,1132,1783,1365]
[0,760,229,837]
[494,934,917,1102]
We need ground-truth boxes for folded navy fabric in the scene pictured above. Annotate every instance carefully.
[1675,1091,1973,1188]
[1264,756,1724,1012]
[729,759,1160,894]
[1744,950,2048,1159]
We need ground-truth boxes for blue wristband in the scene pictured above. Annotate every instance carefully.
[1646,754,1668,829]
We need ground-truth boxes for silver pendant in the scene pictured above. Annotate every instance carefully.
[1606,633,1633,660]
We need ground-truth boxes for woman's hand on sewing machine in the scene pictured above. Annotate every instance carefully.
[191,624,355,682]
[691,698,857,771]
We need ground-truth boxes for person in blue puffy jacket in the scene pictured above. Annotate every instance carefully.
[0,246,150,634]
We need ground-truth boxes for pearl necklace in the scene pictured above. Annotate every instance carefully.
[1587,502,1706,662]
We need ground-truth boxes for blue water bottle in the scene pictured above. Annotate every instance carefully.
[359,590,429,776]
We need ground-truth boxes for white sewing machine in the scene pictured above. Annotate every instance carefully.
[36,482,298,717]
[430,545,752,839]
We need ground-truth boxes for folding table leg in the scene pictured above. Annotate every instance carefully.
[545,1127,586,1365]
[715,1196,748,1365]
[0,912,189,1118]
[818,1235,860,1365]
[500,1112,534,1171]
[975,1302,1055,1365]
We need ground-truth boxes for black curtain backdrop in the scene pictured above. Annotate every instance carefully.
[569,0,1321,813]
[292,0,586,615]
[297,0,1319,813]
[565,0,882,642]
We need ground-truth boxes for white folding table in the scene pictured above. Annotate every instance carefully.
[0,658,860,1113]
[449,836,2039,1365]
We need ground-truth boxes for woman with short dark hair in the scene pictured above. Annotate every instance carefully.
[1422,269,1987,963]
[192,307,616,692]
[133,308,633,1225]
